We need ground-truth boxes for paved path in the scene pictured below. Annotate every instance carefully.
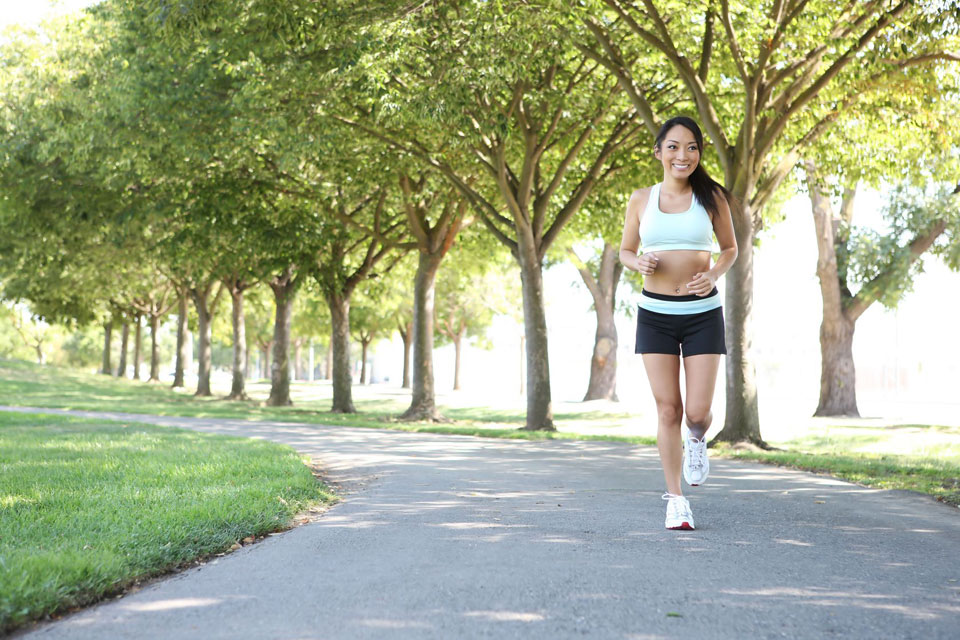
[5,406,960,639]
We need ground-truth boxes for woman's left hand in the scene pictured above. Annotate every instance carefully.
[687,271,716,297]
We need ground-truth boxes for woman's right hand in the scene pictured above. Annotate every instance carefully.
[637,252,659,275]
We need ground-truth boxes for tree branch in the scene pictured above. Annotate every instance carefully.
[845,219,948,322]
[759,0,911,158]
[575,24,659,136]
[719,0,748,83]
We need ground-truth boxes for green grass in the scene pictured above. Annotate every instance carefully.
[0,410,335,634]
[0,358,652,444]
[712,422,960,507]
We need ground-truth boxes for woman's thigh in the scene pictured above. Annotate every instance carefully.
[641,353,683,412]
[682,354,721,420]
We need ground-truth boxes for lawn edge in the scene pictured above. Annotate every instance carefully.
[1,411,340,637]
[709,447,960,509]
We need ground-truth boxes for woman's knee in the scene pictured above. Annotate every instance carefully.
[685,407,712,427]
[656,402,684,425]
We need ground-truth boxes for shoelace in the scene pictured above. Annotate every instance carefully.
[662,493,691,518]
[686,437,706,470]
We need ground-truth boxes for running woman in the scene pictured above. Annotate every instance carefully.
[619,116,738,530]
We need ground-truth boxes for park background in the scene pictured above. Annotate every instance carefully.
[2,0,959,439]
[3,1,960,635]
[5,187,959,438]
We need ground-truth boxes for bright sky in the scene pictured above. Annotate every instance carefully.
[0,0,100,30]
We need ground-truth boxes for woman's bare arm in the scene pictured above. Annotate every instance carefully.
[619,187,659,275]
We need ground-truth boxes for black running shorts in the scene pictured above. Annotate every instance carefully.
[635,304,727,357]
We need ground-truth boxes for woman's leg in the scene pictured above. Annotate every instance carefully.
[682,354,722,439]
[641,353,683,496]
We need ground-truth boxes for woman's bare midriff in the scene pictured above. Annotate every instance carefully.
[643,250,712,295]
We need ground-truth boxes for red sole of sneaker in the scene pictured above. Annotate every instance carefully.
[667,522,694,530]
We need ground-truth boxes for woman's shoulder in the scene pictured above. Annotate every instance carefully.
[630,184,656,205]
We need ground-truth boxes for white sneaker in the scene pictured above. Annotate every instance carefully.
[662,493,695,530]
[682,427,710,486]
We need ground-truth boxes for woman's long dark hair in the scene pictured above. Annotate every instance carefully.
[654,116,732,220]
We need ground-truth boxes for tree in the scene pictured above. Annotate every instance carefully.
[314,192,408,410]
[266,265,303,406]
[342,1,653,429]
[131,313,143,380]
[578,0,960,443]
[806,172,960,416]
[435,244,516,391]
[559,134,656,402]
[802,55,960,416]
[128,277,177,382]
[222,274,257,399]
[568,243,624,400]
[5,303,53,365]
[395,302,414,389]
[0,21,119,340]
[350,300,388,385]
[289,286,332,381]
[243,287,276,381]
[397,174,467,419]
[171,286,190,388]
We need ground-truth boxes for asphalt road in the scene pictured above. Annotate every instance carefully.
[6,406,960,639]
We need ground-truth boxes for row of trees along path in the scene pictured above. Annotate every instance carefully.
[0,1,958,442]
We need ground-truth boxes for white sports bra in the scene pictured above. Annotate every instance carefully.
[639,183,714,252]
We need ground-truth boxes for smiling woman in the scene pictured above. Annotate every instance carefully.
[619,115,739,532]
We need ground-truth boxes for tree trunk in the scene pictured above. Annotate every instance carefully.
[359,339,369,384]
[325,341,333,380]
[117,321,130,378]
[294,339,304,381]
[259,345,270,380]
[816,317,859,416]
[173,292,188,388]
[100,321,113,375]
[574,244,622,401]
[268,270,297,407]
[517,234,555,431]
[807,163,860,416]
[149,315,160,382]
[584,306,618,401]
[228,287,248,400]
[714,204,764,446]
[308,341,315,381]
[401,252,443,420]
[132,314,142,380]
[399,320,412,388]
[192,293,213,396]
[327,294,355,413]
[452,329,464,391]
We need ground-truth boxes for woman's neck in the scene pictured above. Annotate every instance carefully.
[661,174,692,195]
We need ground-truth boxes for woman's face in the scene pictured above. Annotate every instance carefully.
[655,125,700,180]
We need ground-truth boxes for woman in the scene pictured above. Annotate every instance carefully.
[619,116,738,530]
